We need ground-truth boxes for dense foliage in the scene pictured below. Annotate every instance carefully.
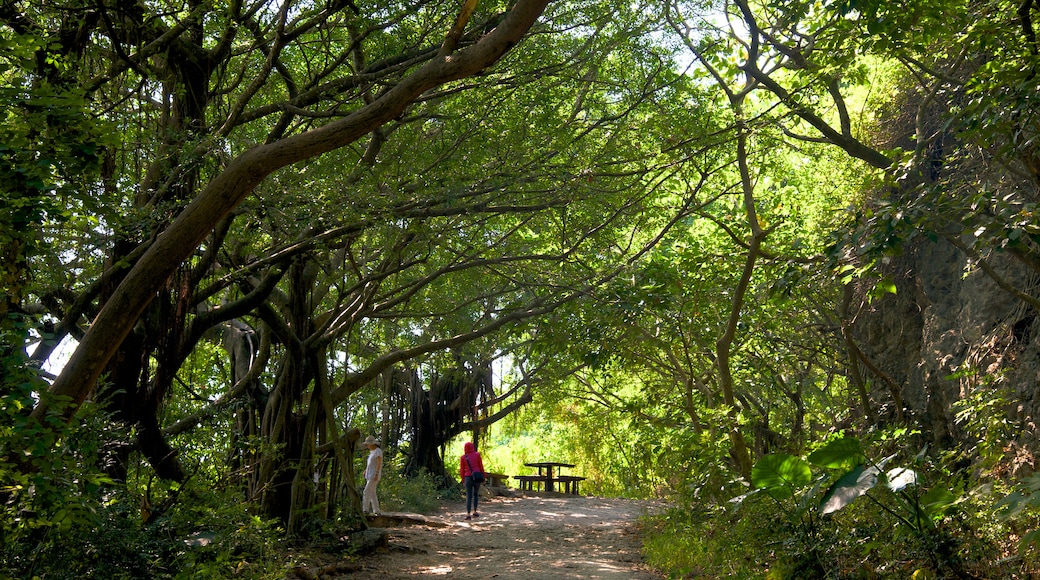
[4,0,1040,576]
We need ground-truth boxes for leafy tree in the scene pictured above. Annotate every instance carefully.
[5,0,721,540]
[1,0,563,540]
[18,0,554,422]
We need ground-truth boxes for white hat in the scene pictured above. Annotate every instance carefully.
[361,435,379,447]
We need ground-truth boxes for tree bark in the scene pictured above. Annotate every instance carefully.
[840,283,878,425]
[713,86,761,483]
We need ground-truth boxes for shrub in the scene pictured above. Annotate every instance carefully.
[642,436,1040,579]
[377,463,452,514]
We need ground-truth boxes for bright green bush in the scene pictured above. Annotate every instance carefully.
[641,500,775,578]
[377,462,453,514]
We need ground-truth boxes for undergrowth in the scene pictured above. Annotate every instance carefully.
[642,457,1040,579]
[0,447,451,578]
[377,463,453,514]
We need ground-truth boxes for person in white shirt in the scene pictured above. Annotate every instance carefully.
[360,435,383,515]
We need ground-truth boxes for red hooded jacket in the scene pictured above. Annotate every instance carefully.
[460,442,485,480]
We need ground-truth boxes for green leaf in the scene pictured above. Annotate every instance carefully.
[752,454,812,500]
[995,491,1030,520]
[920,487,956,519]
[820,465,879,514]
[1019,529,1040,553]
[878,276,897,295]
[808,436,865,469]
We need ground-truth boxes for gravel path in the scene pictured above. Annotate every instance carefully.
[343,494,666,579]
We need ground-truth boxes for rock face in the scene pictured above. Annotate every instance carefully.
[854,233,1039,449]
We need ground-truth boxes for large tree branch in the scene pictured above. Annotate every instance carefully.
[731,0,893,171]
[329,295,566,407]
[460,385,533,430]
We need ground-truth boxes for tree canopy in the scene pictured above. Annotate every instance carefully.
[6,0,1040,576]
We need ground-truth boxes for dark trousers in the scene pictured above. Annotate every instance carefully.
[465,476,481,513]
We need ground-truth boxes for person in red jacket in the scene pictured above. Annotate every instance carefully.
[459,441,485,520]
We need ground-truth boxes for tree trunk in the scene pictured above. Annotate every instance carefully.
[713,105,763,482]
[403,368,468,485]
[840,282,878,425]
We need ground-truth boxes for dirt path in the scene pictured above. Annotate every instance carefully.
[344,494,665,579]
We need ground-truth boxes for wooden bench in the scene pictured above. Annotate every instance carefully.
[484,472,510,487]
[555,475,587,495]
[513,474,550,491]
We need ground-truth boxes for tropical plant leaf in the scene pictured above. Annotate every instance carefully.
[820,465,879,515]
[807,436,865,469]
[1019,528,1040,553]
[920,487,956,519]
[752,454,812,500]
[996,473,1040,520]
[1022,472,1040,493]
[885,467,918,492]
[995,491,1028,520]
[876,453,898,470]
[795,474,831,516]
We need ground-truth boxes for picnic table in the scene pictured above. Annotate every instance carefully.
[514,461,586,494]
